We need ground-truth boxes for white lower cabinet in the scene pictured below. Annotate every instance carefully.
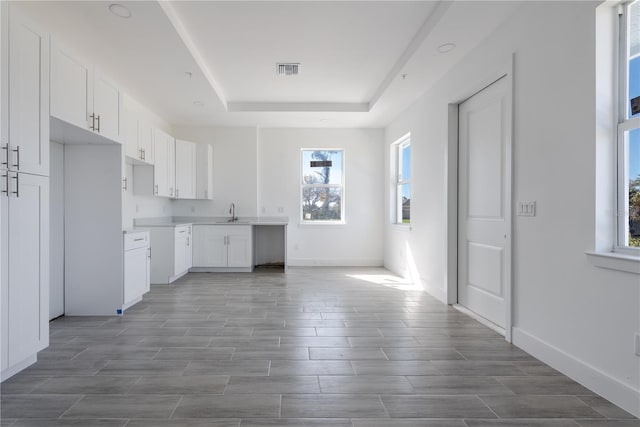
[0,172,49,379]
[193,225,253,271]
[145,224,192,284]
[123,231,150,310]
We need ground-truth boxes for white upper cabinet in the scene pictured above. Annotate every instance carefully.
[50,40,89,132]
[50,40,122,144]
[2,7,49,176]
[196,143,213,200]
[91,70,121,142]
[175,139,196,199]
[123,99,154,165]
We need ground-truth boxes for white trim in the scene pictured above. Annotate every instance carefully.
[288,258,383,267]
[513,327,640,418]
[586,251,640,274]
[1,354,37,382]
[453,304,505,336]
[300,148,345,224]
[448,54,515,343]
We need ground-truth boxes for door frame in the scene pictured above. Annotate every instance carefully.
[445,54,514,343]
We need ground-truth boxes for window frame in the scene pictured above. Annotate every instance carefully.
[392,134,411,225]
[300,148,345,224]
[616,0,640,256]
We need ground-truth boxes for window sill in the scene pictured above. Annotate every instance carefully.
[391,223,412,231]
[585,251,640,275]
[299,221,346,228]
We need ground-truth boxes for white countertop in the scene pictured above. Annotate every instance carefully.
[132,216,289,228]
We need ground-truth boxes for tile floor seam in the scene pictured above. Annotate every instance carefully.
[168,394,184,419]
[476,394,503,420]
[56,393,86,419]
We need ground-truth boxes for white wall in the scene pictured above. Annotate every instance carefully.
[259,128,384,266]
[49,142,64,319]
[171,127,258,218]
[384,1,640,416]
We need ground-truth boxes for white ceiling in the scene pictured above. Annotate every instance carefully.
[14,1,521,129]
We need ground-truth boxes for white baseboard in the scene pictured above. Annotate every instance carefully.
[287,258,383,267]
[422,279,447,304]
[512,327,640,418]
[1,354,37,382]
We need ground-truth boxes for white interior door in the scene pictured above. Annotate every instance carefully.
[458,76,511,329]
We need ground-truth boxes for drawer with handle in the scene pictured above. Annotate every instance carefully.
[124,232,150,251]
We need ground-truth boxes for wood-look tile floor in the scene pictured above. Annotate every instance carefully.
[1,267,638,426]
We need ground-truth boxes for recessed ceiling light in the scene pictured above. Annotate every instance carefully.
[437,43,456,53]
[193,101,204,107]
[109,4,131,19]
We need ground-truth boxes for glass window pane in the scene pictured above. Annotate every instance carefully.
[302,150,343,185]
[628,128,640,247]
[400,183,410,223]
[400,144,411,180]
[628,1,639,117]
[302,187,342,221]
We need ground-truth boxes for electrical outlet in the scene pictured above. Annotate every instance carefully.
[635,333,640,357]
[517,201,536,217]
[190,206,196,213]
[277,207,284,213]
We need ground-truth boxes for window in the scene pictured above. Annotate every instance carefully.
[393,136,411,224]
[301,149,344,223]
[618,0,640,252]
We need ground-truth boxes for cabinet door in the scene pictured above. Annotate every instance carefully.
[50,40,90,132]
[138,120,154,165]
[196,143,213,200]
[1,173,8,371]
[124,247,147,305]
[153,129,170,197]
[8,173,49,365]
[186,226,193,269]
[192,225,227,267]
[123,106,139,160]
[92,70,121,143]
[7,9,49,176]
[227,227,252,268]
[167,137,176,198]
[174,233,187,276]
[175,140,196,199]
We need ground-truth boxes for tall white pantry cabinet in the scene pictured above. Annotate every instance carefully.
[0,4,50,380]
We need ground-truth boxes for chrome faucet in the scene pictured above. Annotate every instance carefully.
[228,203,238,222]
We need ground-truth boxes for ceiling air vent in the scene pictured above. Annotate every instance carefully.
[277,63,300,76]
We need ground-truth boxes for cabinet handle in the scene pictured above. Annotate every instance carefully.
[122,177,127,191]
[133,237,145,242]
[186,237,190,246]
[148,247,151,259]
[154,184,158,195]
[138,148,142,160]
[10,172,18,198]
[1,172,8,196]
[96,115,101,133]
[1,144,8,168]
[176,188,179,198]
[12,146,19,170]
[142,149,145,161]
[89,113,95,131]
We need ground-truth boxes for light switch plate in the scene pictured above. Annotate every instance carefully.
[518,201,536,217]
